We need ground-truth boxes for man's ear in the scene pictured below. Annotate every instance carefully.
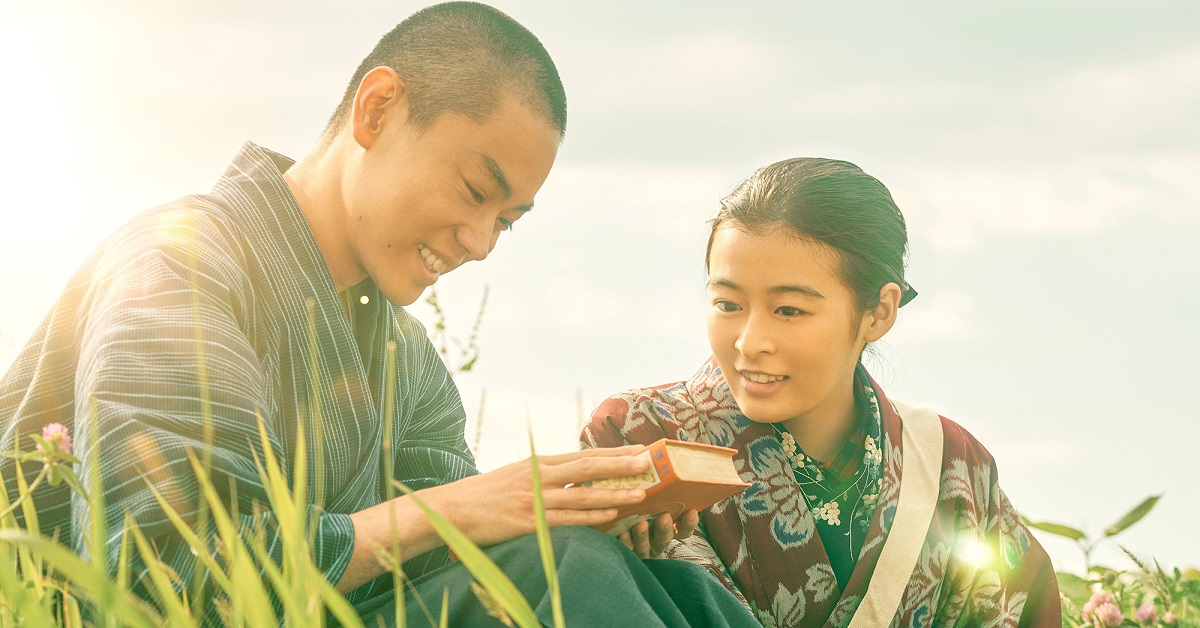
[350,67,408,150]
[862,282,901,343]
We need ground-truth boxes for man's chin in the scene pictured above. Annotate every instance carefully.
[376,278,430,307]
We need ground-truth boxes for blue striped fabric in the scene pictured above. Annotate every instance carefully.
[1,142,477,617]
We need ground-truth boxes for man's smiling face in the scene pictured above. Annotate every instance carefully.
[344,92,560,305]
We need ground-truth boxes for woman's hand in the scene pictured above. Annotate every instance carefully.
[618,509,700,559]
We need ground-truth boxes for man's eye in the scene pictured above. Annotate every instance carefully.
[498,217,515,232]
[777,306,807,317]
[466,183,485,204]
[714,300,740,313]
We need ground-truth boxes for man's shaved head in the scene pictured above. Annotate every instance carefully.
[326,2,566,139]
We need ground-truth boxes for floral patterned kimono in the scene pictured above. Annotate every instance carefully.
[582,357,1061,627]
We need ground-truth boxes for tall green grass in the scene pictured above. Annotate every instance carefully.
[0,320,564,626]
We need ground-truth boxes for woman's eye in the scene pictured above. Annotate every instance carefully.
[777,306,806,317]
[714,300,741,313]
[466,183,486,204]
[498,217,515,232]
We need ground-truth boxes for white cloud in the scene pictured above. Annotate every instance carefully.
[565,32,781,111]
[539,161,733,238]
[890,154,1200,251]
[1036,47,1200,143]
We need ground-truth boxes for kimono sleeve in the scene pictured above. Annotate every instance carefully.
[71,215,355,609]
[950,446,1062,627]
[580,390,674,450]
[992,484,1063,627]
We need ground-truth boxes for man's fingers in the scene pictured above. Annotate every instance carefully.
[542,486,644,511]
[541,507,620,528]
[618,531,634,552]
[540,454,650,486]
[536,445,645,466]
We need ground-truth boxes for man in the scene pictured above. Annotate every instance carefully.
[0,2,758,625]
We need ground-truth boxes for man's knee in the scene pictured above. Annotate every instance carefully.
[488,525,628,567]
[548,525,623,549]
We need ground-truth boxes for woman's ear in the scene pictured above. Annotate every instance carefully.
[862,282,902,343]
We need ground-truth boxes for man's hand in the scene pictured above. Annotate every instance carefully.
[617,510,700,559]
[422,445,654,547]
[341,445,653,592]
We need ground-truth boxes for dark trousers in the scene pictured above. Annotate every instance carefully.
[354,526,760,627]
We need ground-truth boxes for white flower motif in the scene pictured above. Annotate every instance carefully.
[863,435,882,465]
[781,432,797,453]
[779,431,807,468]
[813,501,842,526]
[826,501,841,525]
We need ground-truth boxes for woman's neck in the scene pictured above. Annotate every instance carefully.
[781,376,859,463]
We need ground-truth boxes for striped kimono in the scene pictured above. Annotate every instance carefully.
[582,357,1061,627]
[0,142,475,612]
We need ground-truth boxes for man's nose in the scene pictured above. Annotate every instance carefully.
[455,215,494,263]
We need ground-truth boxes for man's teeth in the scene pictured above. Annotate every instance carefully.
[418,245,448,274]
[743,372,787,384]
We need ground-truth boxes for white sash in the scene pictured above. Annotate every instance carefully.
[848,401,944,627]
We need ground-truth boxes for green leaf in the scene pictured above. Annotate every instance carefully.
[58,466,89,501]
[1021,516,1087,542]
[393,480,540,628]
[1103,494,1161,537]
[1055,571,1091,604]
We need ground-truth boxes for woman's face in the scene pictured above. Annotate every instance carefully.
[706,224,884,426]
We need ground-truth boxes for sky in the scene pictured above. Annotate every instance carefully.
[1,0,1197,574]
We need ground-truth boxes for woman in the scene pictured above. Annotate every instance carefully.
[582,159,1060,627]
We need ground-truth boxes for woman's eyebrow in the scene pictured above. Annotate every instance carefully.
[707,278,824,299]
[768,284,824,299]
[707,278,741,291]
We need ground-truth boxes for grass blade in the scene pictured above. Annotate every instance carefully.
[127,522,197,627]
[382,341,406,627]
[143,481,234,593]
[391,480,539,628]
[440,587,449,628]
[0,529,160,628]
[527,421,564,628]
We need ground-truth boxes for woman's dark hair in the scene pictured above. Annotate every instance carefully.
[706,158,916,312]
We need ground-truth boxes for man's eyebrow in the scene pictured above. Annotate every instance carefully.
[480,155,512,200]
[707,278,824,299]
